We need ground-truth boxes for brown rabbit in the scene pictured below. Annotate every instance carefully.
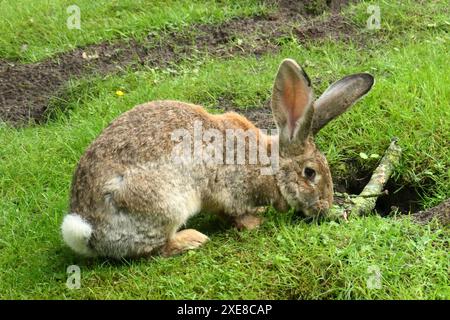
[61,59,374,258]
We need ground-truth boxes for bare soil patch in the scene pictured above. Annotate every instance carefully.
[0,0,354,125]
[411,199,450,226]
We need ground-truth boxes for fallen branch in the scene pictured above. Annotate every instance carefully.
[334,190,389,199]
[328,138,402,221]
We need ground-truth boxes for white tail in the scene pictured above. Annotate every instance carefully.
[61,213,95,256]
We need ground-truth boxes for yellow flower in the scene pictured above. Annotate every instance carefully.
[115,90,125,96]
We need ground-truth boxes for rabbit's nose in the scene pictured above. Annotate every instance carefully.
[316,200,330,214]
[302,199,331,217]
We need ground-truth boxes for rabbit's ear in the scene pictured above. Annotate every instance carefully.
[312,73,374,134]
[271,59,314,152]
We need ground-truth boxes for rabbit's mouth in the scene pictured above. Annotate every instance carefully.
[300,208,323,218]
[299,200,330,218]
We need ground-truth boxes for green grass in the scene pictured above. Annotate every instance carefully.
[0,0,268,62]
[1,211,448,299]
[0,1,449,299]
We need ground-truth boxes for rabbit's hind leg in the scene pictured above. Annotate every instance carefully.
[98,167,203,258]
[161,229,209,257]
[91,212,169,259]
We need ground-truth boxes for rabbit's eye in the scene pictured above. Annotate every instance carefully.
[304,167,316,181]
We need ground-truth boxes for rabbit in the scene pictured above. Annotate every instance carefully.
[61,59,374,259]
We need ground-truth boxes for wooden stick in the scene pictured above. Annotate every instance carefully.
[328,138,402,221]
[334,190,389,198]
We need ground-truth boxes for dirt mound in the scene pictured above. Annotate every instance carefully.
[0,41,148,123]
[0,0,355,125]
[411,199,450,225]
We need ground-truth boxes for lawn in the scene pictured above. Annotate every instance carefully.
[0,0,448,299]
[0,0,267,62]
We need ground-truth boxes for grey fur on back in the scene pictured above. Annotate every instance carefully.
[69,101,284,258]
[63,59,374,259]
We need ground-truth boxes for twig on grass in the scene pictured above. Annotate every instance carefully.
[334,190,389,199]
[329,138,402,221]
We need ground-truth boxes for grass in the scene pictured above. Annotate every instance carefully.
[0,1,449,299]
[1,211,448,299]
[0,0,268,62]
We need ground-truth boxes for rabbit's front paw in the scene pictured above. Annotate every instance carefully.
[234,214,264,231]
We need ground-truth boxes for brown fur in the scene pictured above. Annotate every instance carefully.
[62,59,374,259]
